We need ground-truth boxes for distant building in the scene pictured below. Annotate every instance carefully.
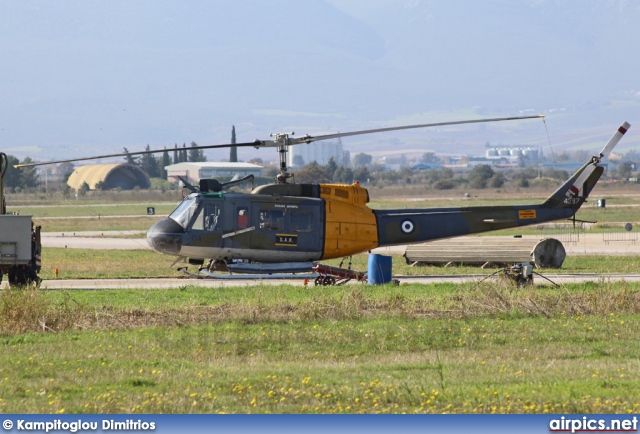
[485,147,540,162]
[288,137,348,168]
[165,162,264,184]
[67,164,150,190]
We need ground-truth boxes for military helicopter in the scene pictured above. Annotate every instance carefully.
[16,116,630,277]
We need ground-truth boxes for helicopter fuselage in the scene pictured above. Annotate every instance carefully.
[147,182,380,263]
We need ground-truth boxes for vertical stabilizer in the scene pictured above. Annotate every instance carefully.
[544,121,630,208]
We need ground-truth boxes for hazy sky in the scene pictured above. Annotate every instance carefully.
[1,0,638,163]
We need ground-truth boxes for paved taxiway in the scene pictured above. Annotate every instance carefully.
[11,272,638,290]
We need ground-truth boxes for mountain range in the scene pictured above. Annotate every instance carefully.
[1,0,638,164]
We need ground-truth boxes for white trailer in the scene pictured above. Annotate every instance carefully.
[0,215,33,263]
[0,153,42,286]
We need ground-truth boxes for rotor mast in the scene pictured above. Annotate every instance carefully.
[270,132,294,183]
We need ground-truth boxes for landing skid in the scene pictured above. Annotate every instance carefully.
[178,266,317,280]
[177,261,368,284]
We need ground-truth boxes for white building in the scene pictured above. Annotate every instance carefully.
[485,147,540,162]
[165,162,264,184]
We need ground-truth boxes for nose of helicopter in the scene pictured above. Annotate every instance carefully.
[147,218,184,255]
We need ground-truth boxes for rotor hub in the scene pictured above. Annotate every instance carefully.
[270,132,295,184]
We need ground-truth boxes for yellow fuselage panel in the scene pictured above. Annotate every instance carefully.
[320,183,378,259]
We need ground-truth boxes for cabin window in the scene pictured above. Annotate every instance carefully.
[290,211,312,232]
[236,207,249,229]
[259,209,284,231]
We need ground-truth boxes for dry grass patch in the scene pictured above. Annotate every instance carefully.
[0,288,84,335]
[3,281,640,335]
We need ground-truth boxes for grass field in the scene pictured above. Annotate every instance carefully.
[1,281,639,413]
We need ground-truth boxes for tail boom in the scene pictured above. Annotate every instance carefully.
[375,203,579,247]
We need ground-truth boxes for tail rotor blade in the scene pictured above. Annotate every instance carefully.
[599,121,630,159]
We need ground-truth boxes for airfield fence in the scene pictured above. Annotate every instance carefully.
[539,222,585,245]
[601,222,638,244]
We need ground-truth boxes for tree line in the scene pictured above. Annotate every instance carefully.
[289,158,590,191]
[1,156,39,191]
[288,147,640,191]
[124,142,207,180]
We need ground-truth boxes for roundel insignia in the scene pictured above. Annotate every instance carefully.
[401,220,414,234]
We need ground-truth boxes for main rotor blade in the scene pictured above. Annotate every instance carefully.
[14,114,544,168]
[289,114,545,145]
[14,141,259,168]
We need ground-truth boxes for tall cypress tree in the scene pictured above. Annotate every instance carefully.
[181,143,188,163]
[173,144,179,164]
[230,125,238,162]
[161,147,171,179]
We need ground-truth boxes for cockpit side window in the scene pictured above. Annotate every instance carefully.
[204,204,221,231]
[169,197,199,229]
[186,203,220,231]
[191,205,204,230]
[185,204,221,231]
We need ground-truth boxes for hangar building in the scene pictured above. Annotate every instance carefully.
[67,164,151,190]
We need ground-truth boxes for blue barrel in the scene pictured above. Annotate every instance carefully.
[368,254,393,285]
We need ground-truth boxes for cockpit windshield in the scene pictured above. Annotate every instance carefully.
[169,197,199,228]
